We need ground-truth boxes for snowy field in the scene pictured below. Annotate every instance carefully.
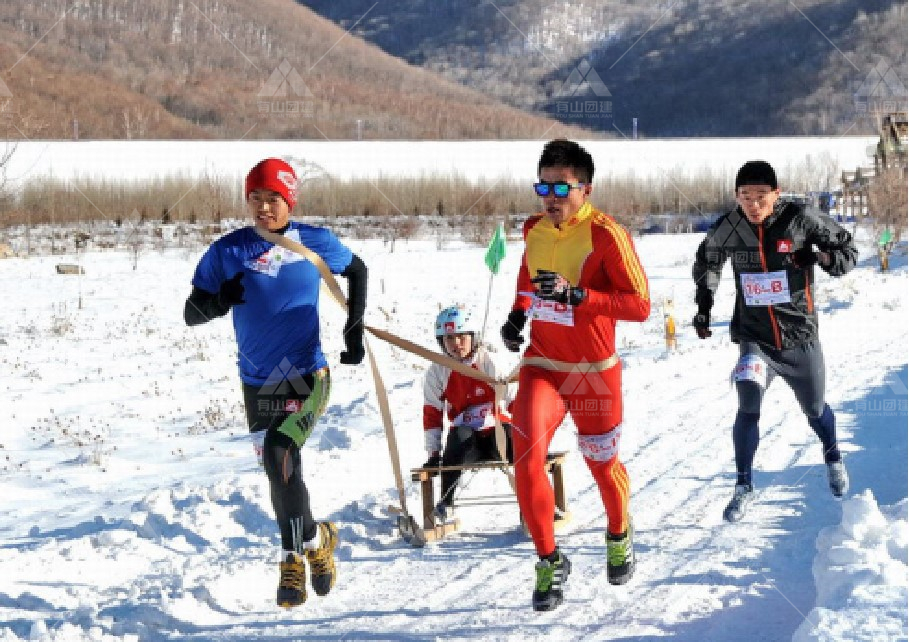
[0,230,906,641]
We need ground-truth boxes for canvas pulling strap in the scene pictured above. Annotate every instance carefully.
[255,228,517,513]
[519,354,619,373]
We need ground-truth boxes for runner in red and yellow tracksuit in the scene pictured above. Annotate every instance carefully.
[500,140,650,610]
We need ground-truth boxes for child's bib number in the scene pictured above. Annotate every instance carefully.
[452,402,494,430]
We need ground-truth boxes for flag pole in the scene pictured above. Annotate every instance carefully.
[478,269,495,347]
[478,221,506,347]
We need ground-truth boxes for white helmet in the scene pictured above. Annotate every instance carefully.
[435,305,478,337]
[434,305,479,357]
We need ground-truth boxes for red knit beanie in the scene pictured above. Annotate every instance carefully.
[245,158,298,209]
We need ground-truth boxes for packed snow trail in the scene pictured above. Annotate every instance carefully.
[0,233,905,641]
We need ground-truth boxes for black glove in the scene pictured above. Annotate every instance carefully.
[692,312,712,339]
[530,270,586,306]
[500,310,527,353]
[217,272,245,308]
[787,247,830,269]
[422,452,441,468]
[692,288,713,339]
[339,318,365,365]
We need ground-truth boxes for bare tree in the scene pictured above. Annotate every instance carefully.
[0,100,19,199]
[867,168,908,270]
[125,208,144,271]
[0,141,14,200]
[122,107,150,139]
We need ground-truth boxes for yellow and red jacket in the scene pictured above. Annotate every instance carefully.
[512,202,650,364]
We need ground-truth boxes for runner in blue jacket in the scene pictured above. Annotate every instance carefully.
[184,158,367,607]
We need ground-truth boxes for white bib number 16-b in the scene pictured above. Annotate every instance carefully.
[741,270,791,306]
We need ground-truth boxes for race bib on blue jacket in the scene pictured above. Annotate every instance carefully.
[192,224,353,385]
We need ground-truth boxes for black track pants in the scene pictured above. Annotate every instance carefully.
[732,340,840,485]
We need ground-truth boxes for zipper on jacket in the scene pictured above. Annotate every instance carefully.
[805,270,814,313]
[757,225,783,349]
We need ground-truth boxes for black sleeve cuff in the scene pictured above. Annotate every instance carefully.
[341,254,368,322]
[184,287,229,326]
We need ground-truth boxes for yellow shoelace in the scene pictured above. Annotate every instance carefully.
[307,549,333,575]
[279,560,305,589]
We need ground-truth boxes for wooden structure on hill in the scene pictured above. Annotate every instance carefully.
[840,112,907,220]
[874,112,908,173]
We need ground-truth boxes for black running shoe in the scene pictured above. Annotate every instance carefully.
[606,523,635,585]
[532,549,571,612]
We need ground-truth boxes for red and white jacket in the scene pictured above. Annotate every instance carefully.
[422,347,514,453]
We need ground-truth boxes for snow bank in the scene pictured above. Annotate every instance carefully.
[793,491,909,642]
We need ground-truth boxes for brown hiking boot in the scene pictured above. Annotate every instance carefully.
[305,522,338,596]
[276,551,307,608]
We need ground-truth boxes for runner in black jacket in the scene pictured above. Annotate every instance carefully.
[692,160,858,521]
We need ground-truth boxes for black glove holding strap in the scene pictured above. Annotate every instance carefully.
[530,269,586,306]
[339,254,368,365]
[500,309,527,352]
[340,318,365,365]
[218,272,245,309]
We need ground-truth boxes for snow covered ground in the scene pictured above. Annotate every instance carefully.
[0,229,906,641]
[3,137,877,186]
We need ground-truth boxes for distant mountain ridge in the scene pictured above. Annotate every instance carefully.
[302,0,908,137]
[0,0,596,140]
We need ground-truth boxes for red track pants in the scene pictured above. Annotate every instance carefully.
[512,364,630,557]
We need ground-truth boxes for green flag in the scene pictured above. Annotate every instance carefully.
[484,222,507,275]
[879,229,893,246]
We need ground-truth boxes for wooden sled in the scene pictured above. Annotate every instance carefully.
[410,451,571,542]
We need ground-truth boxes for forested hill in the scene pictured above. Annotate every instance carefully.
[302,0,908,137]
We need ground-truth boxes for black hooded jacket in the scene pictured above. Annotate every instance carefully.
[692,201,857,350]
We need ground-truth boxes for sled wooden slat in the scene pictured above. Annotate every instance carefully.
[422,520,461,543]
[410,452,569,539]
